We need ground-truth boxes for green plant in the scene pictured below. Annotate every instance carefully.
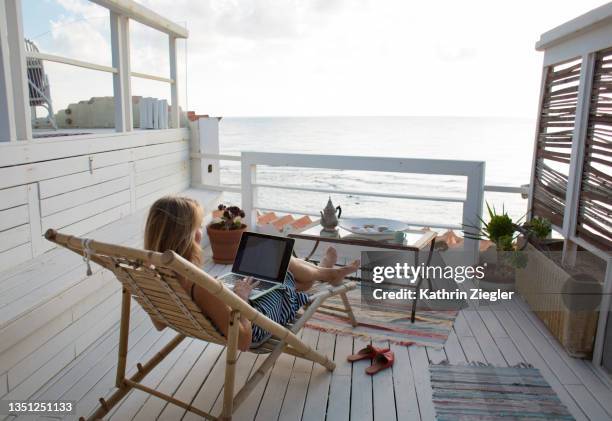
[463,203,522,251]
[210,204,246,230]
[524,216,551,240]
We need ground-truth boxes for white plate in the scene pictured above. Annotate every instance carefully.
[340,218,409,236]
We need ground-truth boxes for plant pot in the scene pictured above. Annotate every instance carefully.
[516,243,600,358]
[480,262,516,291]
[207,224,247,264]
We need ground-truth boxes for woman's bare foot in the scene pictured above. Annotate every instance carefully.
[323,259,360,286]
[320,247,338,268]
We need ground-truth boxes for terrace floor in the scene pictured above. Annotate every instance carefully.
[14,251,612,421]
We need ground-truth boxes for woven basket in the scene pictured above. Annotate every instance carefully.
[516,243,600,358]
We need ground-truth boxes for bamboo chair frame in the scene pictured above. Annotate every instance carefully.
[45,229,357,421]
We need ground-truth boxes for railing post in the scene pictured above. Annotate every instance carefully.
[0,0,16,142]
[463,162,486,266]
[190,116,221,187]
[561,52,595,266]
[110,11,132,132]
[169,35,180,128]
[241,153,257,229]
[4,0,31,141]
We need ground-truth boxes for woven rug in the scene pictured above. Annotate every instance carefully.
[430,363,575,420]
[305,287,459,347]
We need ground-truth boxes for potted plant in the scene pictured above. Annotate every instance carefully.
[464,203,527,291]
[207,204,247,264]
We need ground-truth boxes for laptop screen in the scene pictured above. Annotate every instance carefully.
[232,232,295,282]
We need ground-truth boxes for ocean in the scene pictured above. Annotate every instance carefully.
[218,116,535,230]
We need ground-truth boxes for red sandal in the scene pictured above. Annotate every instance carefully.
[346,345,390,362]
[365,349,395,375]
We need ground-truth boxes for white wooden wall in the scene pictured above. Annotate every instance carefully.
[0,129,191,273]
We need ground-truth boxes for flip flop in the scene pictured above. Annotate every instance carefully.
[346,345,389,362]
[365,349,395,375]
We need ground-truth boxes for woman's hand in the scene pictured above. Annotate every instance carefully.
[233,277,260,301]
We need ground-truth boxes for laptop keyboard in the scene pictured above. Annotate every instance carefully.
[223,274,280,292]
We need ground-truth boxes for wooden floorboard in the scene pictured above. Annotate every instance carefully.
[14,253,612,421]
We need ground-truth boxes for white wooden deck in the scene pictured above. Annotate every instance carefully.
[12,253,612,421]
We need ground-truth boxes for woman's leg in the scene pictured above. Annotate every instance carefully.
[289,247,359,290]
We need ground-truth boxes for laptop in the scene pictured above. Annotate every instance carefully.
[218,232,295,300]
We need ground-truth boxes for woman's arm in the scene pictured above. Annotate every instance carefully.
[189,280,253,351]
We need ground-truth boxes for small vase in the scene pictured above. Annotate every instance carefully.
[207,224,247,264]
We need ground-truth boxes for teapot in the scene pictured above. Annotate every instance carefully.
[320,197,342,232]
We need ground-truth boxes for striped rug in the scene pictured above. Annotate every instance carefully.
[430,363,575,420]
[305,288,458,347]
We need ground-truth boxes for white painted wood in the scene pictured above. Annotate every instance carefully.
[106,329,181,420]
[408,345,436,421]
[372,340,397,421]
[253,351,296,421]
[0,242,31,273]
[191,117,221,187]
[0,185,28,210]
[110,11,132,132]
[90,0,188,38]
[4,0,31,141]
[32,306,147,402]
[26,183,43,257]
[39,163,129,199]
[133,146,189,172]
[132,342,206,420]
[302,332,335,421]
[241,152,484,263]
[463,162,486,265]
[41,190,130,231]
[278,329,318,421]
[348,337,373,421]
[25,51,117,74]
[0,128,189,167]
[253,182,465,203]
[135,169,188,199]
[41,176,130,217]
[136,160,187,185]
[158,342,225,421]
[537,3,612,50]
[131,71,173,84]
[2,344,74,400]
[0,224,30,253]
[561,53,595,258]
[543,22,612,67]
[0,205,28,231]
[0,0,16,143]
[169,36,180,129]
[7,291,121,390]
[0,310,71,374]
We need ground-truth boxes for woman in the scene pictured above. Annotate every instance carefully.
[144,196,359,351]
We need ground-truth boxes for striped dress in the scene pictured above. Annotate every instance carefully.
[249,271,310,345]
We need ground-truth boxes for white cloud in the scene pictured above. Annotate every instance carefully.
[26,0,610,116]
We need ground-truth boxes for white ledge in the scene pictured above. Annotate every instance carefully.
[536,2,612,51]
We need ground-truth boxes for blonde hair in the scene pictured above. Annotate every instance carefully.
[144,196,204,266]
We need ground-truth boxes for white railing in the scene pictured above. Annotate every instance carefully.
[239,152,486,265]
[0,0,188,142]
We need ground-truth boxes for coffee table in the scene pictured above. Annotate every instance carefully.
[289,226,437,323]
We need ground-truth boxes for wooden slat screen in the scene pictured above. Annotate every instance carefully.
[532,58,582,227]
[577,48,612,251]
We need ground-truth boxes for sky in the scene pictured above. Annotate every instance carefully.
[21,0,608,117]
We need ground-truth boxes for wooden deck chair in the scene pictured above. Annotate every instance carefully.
[45,229,358,421]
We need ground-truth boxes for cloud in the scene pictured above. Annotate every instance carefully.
[25,0,610,117]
